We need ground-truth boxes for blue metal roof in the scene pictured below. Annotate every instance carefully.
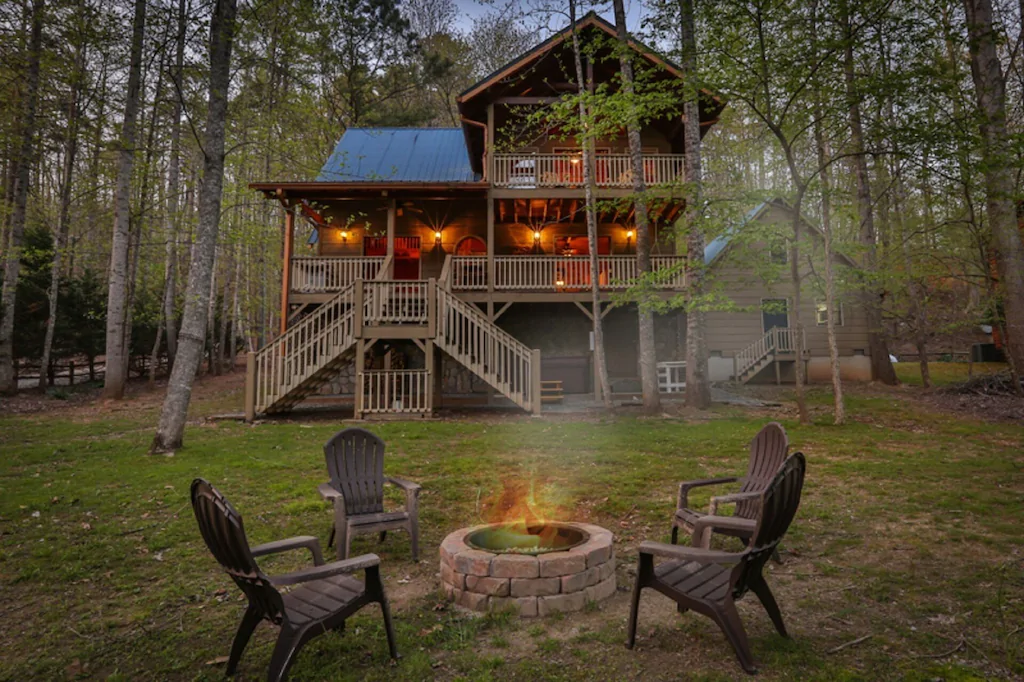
[317,128,480,183]
[704,200,771,265]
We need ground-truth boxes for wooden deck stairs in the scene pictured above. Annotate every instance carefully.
[734,327,806,384]
[245,276,541,419]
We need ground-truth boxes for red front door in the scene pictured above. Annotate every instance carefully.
[394,236,421,280]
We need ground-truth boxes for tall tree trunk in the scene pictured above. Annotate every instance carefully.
[843,12,898,385]
[103,0,147,399]
[678,0,710,409]
[810,0,844,423]
[612,0,660,411]
[152,0,238,452]
[789,189,809,425]
[39,0,85,391]
[569,0,612,408]
[163,0,187,368]
[963,0,1024,390]
[0,0,45,395]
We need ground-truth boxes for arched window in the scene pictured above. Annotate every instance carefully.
[455,235,487,255]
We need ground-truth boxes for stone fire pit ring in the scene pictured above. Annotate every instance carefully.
[440,522,615,617]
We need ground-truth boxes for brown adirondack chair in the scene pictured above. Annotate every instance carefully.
[319,428,421,561]
[672,422,789,552]
[627,452,806,674]
[190,479,398,682]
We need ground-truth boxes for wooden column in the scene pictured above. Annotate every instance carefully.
[280,207,294,336]
[354,338,365,419]
[531,348,542,415]
[486,194,495,293]
[425,339,435,415]
[386,197,396,262]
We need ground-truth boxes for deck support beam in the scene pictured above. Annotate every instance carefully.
[280,208,294,336]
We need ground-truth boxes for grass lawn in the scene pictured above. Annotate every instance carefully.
[1,367,1022,681]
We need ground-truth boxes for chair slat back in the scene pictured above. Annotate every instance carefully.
[190,479,286,624]
[733,452,806,594]
[324,428,386,515]
[736,422,789,518]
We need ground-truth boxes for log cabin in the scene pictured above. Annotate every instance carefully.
[247,13,874,420]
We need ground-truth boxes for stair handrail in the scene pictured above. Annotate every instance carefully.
[252,283,356,413]
[439,254,453,289]
[736,327,777,378]
[435,285,538,412]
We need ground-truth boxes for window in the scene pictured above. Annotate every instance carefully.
[767,243,788,265]
[816,300,844,326]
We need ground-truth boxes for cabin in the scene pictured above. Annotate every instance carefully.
[247,13,873,420]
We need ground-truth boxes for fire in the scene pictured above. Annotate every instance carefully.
[480,478,564,549]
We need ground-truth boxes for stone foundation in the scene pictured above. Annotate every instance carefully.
[439,523,615,617]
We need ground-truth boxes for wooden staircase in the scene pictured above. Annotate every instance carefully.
[734,327,804,384]
[245,277,541,419]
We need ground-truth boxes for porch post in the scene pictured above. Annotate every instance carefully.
[425,339,435,415]
[486,193,495,293]
[354,338,365,419]
[280,207,294,337]
[531,348,542,415]
[386,197,396,264]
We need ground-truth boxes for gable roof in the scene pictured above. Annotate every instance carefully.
[458,12,689,104]
[705,198,858,268]
[317,128,479,183]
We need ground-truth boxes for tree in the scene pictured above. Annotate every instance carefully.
[102,0,147,399]
[612,0,660,412]
[679,0,711,409]
[153,0,238,452]
[0,0,45,395]
[962,0,1024,389]
[568,0,612,408]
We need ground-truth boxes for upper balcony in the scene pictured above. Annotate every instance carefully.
[491,153,685,189]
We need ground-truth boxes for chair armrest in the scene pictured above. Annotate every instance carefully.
[385,476,421,493]
[638,540,741,565]
[270,553,380,587]
[251,535,324,566]
[677,476,740,509]
[318,482,342,502]
[691,515,757,549]
[708,490,762,517]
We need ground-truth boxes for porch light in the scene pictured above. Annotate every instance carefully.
[340,230,349,243]
[533,230,541,242]
[434,230,442,244]
[626,229,634,239]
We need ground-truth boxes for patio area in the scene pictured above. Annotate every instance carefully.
[0,367,1021,680]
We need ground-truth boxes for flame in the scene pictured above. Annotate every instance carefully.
[480,478,564,549]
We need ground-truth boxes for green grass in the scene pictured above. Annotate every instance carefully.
[0,369,1022,680]
[893,361,1007,386]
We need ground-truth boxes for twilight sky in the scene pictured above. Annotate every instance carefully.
[449,0,648,34]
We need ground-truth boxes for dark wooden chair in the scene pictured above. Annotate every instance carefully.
[191,479,399,682]
[627,452,806,674]
[319,428,421,561]
[672,422,789,552]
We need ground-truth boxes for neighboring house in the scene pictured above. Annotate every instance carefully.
[246,13,873,420]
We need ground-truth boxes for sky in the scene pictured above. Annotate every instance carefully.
[449,0,648,34]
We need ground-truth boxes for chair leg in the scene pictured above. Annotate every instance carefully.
[771,547,783,564]
[750,577,788,637]
[626,577,643,649]
[378,530,387,543]
[409,518,419,562]
[670,525,679,545]
[327,525,335,549]
[267,628,302,682]
[226,606,261,676]
[710,600,757,674]
[380,593,400,659]
[335,523,349,561]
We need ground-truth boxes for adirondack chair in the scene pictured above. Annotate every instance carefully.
[627,452,806,674]
[190,479,398,682]
[319,428,421,561]
[671,422,789,552]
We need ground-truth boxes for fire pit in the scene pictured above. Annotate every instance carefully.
[440,521,615,617]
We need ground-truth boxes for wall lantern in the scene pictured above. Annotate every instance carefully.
[626,229,634,250]
[434,230,442,245]
[533,230,542,243]
[340,230,349,243]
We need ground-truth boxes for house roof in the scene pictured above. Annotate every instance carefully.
[317,128,480,183]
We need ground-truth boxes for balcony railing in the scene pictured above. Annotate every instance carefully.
[290,256,387,293]
[450,255,687,291]
[491,153,685,188]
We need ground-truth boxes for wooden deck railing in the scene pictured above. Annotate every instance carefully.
[290,257,387,292]
[358,369,431,416]
[449,255,687,291]
[735,327,806,379]
[491,153,685,188]
[361,280,430,325]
